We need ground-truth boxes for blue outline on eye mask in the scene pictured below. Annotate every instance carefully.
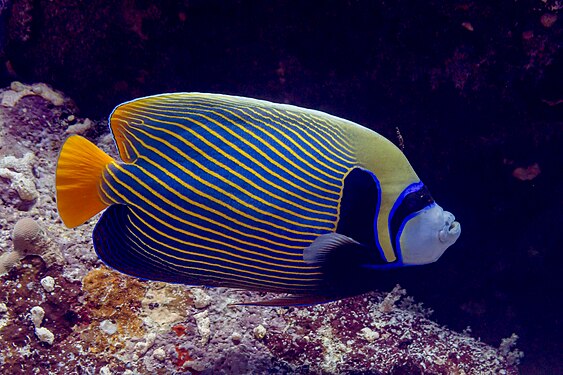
[388,181,425,263]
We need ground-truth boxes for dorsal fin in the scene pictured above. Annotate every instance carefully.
[108,100,145,163]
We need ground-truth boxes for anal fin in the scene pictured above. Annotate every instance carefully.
[93,204,189,284]
[231,294,337,307]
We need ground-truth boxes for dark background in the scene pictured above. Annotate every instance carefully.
[1,1,561,373]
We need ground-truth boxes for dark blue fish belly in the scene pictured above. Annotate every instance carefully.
[95,95,358,293]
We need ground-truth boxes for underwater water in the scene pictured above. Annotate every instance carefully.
[0,1,561,374]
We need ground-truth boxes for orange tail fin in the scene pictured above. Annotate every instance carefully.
[56,135,115,228]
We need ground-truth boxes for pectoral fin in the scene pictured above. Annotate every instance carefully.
[303,232,368,266]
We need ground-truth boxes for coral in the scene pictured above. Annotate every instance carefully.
[12,217,64,265]
[80,267,147,354]
[499,333,525,366]
[0,257,86,373]
[0,152,38,209]
[0,82,64,108]
[65,118,93,135]
[194,310,210,345]
[512,163,541,181]
[12,217,41,251]
[379,284,407,313]
[263,290,520,374]
[29,304,56,345]
[140,282,192,331]
[99,319,118,335]
[190,287,211,309]
[152,347,166,361]
[0,250,20,275]
[359,327,379,342]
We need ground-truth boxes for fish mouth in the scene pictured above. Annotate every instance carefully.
[448,221,460,233]
[438,212,461,243]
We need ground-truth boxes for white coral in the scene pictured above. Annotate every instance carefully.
[0,152,38,202]
[1,82,64,107]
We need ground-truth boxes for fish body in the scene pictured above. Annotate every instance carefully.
[56,93,460,301]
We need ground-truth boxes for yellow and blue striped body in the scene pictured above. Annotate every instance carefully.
[96,94,362,294]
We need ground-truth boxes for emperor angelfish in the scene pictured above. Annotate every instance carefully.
[56,93,461,305]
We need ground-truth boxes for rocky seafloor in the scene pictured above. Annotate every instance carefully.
[0,83,522,374]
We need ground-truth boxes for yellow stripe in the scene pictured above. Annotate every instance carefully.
[99,192,115,206]
[125,120,340,214]
[294,111,356,149]
[136,99,356,166]
[122,105,343,192]
[203,106,346,178]
[115,162,307,255]
[117,110,342,205]
[119,137,317,248]
[114,131,332,237]
[124,206,322,279]
[124,222,321,290]
[104,165,320,269]
[207,105,350,172]
[149,104,348,178]
[155,94,355,151]
[242,106,355,165]
[275,109,355,151]
[120,124,337,230]
[135,155,317,243]
[122,138,134,160]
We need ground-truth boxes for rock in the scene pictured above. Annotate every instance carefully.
[191,287,211,309]
[253,324,267,340]
[65,118,93,135]
[359,327,379,343]
[99,319,118,335]
[194,310,211,345]
[0,82,64,108]
[40,276,55,292]
[153,348,166,361]
[30,306,45,328]
[35,327,55,345]
[540,13,557,28]
[231,331,242,344]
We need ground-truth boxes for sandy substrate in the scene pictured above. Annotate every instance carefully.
[0,84,521,374]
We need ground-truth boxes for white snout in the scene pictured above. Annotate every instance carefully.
[399,204,461,266]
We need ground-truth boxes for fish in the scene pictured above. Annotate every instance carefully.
[56,93,461,305]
